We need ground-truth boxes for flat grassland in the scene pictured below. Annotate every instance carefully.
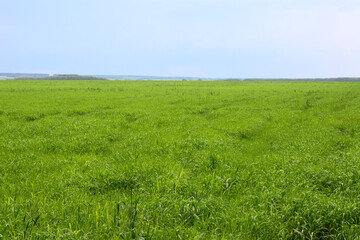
[0,80,359,239]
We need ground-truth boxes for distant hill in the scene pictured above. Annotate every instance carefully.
[2,72,360,81]
[3,73,220,80]
[91,75,221,81]
[0,73,49,79]
[15,74,107,80]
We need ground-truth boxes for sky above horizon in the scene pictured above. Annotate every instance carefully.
[1,0,360,78]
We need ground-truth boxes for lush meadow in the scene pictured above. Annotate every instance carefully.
[0,80,359,239]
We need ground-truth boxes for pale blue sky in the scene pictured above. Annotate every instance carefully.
[1,0,360,78]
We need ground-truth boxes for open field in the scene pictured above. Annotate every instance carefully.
[0,80,359,239]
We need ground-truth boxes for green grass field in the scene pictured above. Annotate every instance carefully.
[0,80,359,239]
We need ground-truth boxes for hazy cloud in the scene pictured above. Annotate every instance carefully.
[1,0,360,77]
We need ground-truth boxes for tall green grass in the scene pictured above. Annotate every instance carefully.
[0,80,359,239]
